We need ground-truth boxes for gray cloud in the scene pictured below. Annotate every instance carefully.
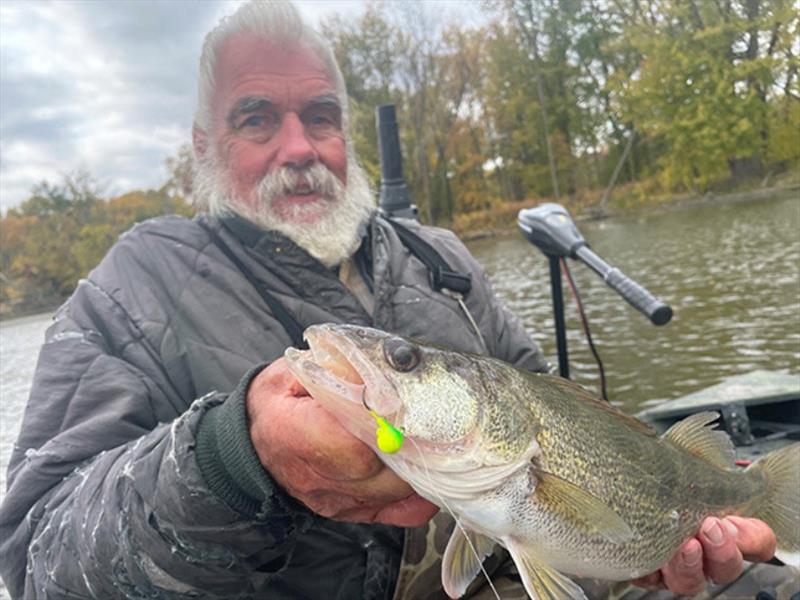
[0,0,236,212]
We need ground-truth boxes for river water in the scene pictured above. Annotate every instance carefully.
[0,193,798,593]
[467,192,800,412]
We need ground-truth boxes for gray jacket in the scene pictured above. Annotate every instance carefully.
[0,212,547,599]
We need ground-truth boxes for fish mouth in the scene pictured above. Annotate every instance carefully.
[285,324,401,439]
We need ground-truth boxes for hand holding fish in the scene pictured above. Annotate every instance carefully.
[634,515,777,595]
[246,358,439,527]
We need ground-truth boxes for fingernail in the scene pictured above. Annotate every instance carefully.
[683,545,702,566]
[722,518,739,539]
[703,518,724,544]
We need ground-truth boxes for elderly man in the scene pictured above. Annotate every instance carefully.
[0,2,781,599]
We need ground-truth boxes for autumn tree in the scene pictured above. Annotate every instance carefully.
[1,170,193,318]
[608,0,800,192]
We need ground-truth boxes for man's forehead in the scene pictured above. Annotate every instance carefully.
[210,33,337,124]
[215,33,332,89]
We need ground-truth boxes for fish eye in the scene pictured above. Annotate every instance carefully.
[383,337,420,372]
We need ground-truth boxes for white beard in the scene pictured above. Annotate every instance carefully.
[194,153,375,267]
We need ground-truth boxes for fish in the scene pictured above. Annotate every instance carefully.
[284,323,800,600]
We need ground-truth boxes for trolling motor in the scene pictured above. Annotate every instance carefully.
[376,104,418,220]
[518,203,672,380]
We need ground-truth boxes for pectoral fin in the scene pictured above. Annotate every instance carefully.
[533,470,634,544]
[442,527,496,599]
[505,536,588,600]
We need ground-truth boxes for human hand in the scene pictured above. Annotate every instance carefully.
[633,516,777,595]
[246,358,439,527]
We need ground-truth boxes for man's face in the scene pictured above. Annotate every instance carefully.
[209,34,347,224]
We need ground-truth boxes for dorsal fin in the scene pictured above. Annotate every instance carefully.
[661,411,735,469]
[541,374,657,437]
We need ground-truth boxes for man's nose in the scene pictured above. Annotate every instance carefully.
[274,113,317,169]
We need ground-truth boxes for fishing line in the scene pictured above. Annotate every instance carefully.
[361,389,501,598]
[405,436,503,600]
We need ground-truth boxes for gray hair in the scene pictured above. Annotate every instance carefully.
[194,0,349,134]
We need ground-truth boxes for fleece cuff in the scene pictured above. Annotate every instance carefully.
[195,363,296,519]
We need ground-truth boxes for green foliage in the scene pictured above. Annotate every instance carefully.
[322,4,404,187]
[766,98,800,165]
[322,0,798,217]
[608,0,797,192]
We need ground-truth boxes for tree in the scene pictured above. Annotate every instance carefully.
[608,0,799,191]
[1,171,194,318]
[164,143,197,201]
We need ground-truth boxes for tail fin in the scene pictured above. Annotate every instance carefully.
[749,442,800,567]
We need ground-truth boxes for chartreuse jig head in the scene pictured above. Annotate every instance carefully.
[369,411,404,453]
[362,389,404,453]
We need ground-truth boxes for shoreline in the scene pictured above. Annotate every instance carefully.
[457,183,799,241]
[0,300,61,324]
[0,310,56,327]
[2,184,797,321]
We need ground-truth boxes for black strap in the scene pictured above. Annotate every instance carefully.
[202,222,308,349]
[386,219,472,296]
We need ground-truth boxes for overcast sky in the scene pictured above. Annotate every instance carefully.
[0,0,369,213]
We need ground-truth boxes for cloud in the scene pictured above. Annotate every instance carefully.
[0,0,236,212]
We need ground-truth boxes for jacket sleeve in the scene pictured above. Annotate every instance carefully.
[0,278,310,599]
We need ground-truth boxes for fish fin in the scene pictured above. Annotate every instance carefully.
[540,374,657,437]
[533,470,634,544]
[441,527,496,599]
[504,536,588,600]
[660,411,735,469]
[748,442,800,558]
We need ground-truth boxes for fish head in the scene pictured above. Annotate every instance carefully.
[285,324,537,477]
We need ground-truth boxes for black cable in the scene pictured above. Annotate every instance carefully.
[560,258,609,402]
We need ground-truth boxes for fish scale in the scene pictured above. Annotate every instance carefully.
[526,387,760,577]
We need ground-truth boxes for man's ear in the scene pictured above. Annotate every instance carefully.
[193,123,208,159]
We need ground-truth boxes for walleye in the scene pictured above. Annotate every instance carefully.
[285,324,800,600]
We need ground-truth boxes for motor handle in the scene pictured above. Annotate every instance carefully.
[575,245,672,325]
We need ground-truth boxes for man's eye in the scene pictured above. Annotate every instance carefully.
[309,114,334,127]
[305,109,340,131]
[241,115,266,128]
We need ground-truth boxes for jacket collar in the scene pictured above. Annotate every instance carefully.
[215,210,374,267]
[216,211,291,251]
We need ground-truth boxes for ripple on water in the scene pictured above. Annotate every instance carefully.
[468,194,800,414]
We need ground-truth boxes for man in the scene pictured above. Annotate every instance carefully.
[0,2,781,599]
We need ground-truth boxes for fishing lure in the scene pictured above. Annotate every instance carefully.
[361,388,404,453]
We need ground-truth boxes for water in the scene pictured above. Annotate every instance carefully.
[466,192,800,412]
[0,194,797,595]
[0,311,52,599]
[0,312,52,499]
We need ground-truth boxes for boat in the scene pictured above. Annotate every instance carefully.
[637,369,800,462]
